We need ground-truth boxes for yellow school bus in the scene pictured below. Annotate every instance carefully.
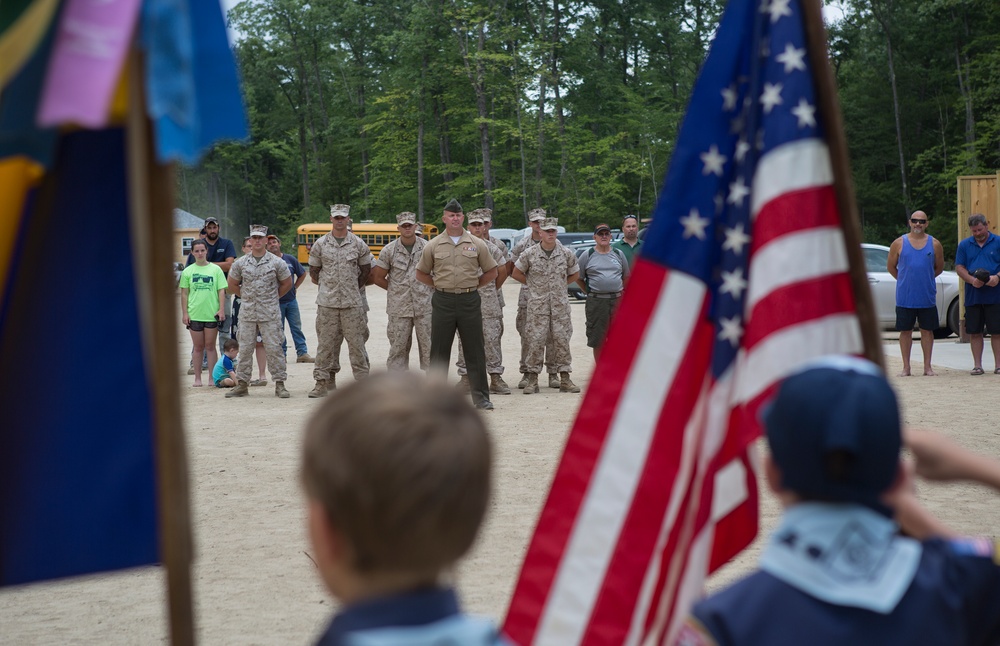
[297,221,439,264]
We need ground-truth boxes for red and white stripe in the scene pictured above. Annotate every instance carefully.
[503,138,862,645]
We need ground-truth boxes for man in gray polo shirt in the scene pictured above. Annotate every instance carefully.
[576,222,629,361]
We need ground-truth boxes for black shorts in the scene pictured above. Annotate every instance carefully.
[895,306,937,331]
[188,320,219,332]
[965,304,1000,335]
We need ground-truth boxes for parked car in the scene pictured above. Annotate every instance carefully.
[863,243,960,338]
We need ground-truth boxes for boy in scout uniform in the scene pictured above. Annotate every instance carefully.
[415,199,498,410]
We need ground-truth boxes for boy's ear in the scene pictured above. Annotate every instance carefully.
[308,500,347,568]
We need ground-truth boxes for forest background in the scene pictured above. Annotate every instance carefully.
[179,0,1000,263]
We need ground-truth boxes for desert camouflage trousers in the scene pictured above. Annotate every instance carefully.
[386,314,431,371]
[235,319,286,382]
[457,316,504,375]
[516,304,556,374]
[524,308,572,374]
[314,305,369,381]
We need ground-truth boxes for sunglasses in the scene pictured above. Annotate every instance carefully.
[910,218,927,224]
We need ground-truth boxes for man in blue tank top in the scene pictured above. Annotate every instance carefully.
[887,210,943,376]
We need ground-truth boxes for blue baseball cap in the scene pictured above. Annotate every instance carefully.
[764,356,901,512]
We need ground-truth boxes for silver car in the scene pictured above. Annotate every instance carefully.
[863,243,961,338]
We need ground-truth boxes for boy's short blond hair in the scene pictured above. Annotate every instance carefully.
[301,373,492,576]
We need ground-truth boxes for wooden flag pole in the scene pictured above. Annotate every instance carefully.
[125,49,196,645]
[799,0,885,369]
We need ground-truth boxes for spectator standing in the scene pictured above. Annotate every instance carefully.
[612,214,643,271]
[179,239,226,387]
[225,225,293,398]
[415,198,499,411]
[266,234,313,363]
[509,208,558,390]
[185,216,236,353]
[456,209,511,395]
[576,223,630,361]
[371,211,434,371]
[512,217,581,394]
[954,213,1000,375]
[887,210,943,377]
[308,204,371,397]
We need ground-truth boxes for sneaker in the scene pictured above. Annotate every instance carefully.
[296,354,314,363]
[249,378,267,387]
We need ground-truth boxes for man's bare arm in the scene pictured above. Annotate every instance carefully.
[371,265,389,290]
[415,269,435,287]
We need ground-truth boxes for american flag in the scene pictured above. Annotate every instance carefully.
[502,0,864,643]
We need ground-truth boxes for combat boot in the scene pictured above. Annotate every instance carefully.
[523,373,539,394]
[275,381,290,398]
[327,375,337,391]
[308,380,328,398]
[548,373,560,389]
[296,354,314,363]
[226,380,249,398]
[517,373,529,389]
[560,372,581,393]
[490,374,511,395]
[456,375,471,393]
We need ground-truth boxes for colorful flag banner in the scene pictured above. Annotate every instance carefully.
[503,0,863,643]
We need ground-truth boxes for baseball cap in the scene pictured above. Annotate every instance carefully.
[764,356,901,512]
[266,234,280,243]
[594,223,611,234]
[540,217,559,231]
[204,217,219,225]
[249,224,268,237]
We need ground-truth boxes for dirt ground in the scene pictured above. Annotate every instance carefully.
[2,280,998,644]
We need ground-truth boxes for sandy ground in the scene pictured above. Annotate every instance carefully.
[3,280,999,644]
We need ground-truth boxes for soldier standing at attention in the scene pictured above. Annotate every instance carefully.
[512,217,580,394]
[225,225,293,398]
[371,211,434,371]
[308,204,372,398]
[455,208,511,395]
[415,199,499,411]
[509,208,558,390]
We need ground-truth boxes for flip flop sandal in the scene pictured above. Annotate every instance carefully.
[971,367,985,375]
[249,379,267,386]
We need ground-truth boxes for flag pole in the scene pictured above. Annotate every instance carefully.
[799,0,885,368]
[125,49,196,645]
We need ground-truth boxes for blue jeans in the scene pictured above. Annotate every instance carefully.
[279,300,308,356]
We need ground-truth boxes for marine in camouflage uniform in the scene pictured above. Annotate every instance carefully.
[513,217,580,394]
[372,211,433,371]
[456,209,510,394]
[308,204,372,397]
[509,208,558,388]
[225,225,293,398]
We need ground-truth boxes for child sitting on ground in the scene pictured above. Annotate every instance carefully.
[300,372,504,645]
[681,355,1000,645]
[213,339,239,388]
